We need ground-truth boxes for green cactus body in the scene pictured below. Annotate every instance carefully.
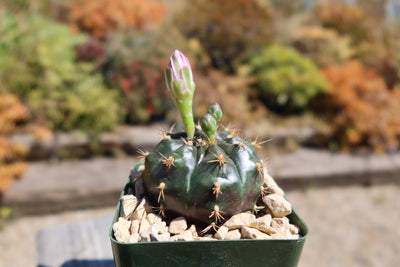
[136,51,265,226]
[141,130,264,225]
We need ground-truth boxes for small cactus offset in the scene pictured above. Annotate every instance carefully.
[136,50,264,225]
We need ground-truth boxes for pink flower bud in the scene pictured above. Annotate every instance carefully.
[165,50,194,94]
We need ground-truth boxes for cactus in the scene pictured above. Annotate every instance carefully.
[136,50,264,225]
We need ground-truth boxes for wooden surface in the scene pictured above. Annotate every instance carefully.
[36,214,115,267]
[4,157,138,215]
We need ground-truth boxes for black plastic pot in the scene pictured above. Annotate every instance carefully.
[109,165,308,267]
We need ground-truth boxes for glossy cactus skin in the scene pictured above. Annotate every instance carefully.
[141,129,264,225]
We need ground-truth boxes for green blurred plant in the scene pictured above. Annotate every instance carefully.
[0,0,70,20]
[249,45,329,113]
[0,206,16,229]
[0,0,30,12]
[175,0,274,72]
[0,12,124,135]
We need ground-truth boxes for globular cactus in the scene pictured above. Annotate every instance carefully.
[136,50,264,225]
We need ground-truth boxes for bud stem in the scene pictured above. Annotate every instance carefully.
[176,100,195,139]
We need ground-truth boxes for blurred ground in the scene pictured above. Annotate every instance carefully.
[1,184,400,267]
[291,184,400,267]
[0,207,115,267]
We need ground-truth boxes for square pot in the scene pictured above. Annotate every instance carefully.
[109,166,308,267]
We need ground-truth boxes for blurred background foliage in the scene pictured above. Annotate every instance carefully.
[0,11,123,135]
[320,60,400,152]
[249,45,329,113]
[0,94,28,194]
[68,0,166,37]
[175,0,275,72]
[1,0,400,157]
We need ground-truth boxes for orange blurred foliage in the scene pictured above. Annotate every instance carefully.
[322,61,400,152]
[315,2,364,33]
[0,94,27,135]
[0,94,28,192]
[314,1,373,44]
[69,0,166,37]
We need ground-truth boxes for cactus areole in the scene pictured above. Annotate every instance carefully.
[138,50,264,225]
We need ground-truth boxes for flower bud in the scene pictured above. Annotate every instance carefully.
[201,113,218,142]
[207,103,223,122]
[165,50,195,103]
[164,50,196,138]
